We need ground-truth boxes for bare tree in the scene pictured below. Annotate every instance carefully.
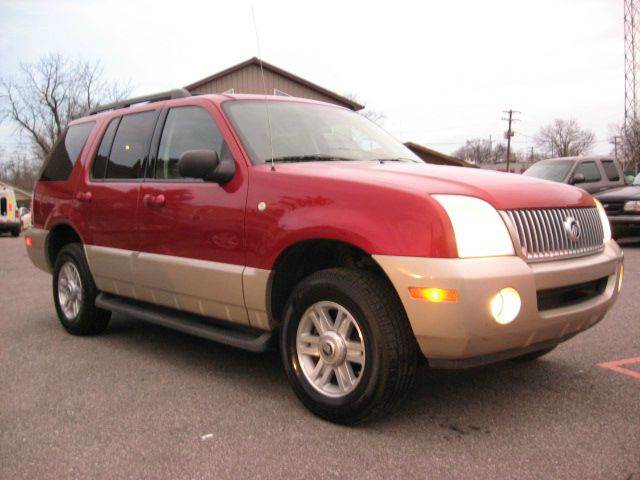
[534,118,595,158]
[343,93,386,125]
[0,145,41,191]
[617,119,640,173]
[0,53,131,162]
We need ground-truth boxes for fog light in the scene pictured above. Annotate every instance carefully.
[490,287,521,325]
[409,287,459,303]
[617,264,624,293]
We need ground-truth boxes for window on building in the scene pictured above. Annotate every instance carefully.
[40,122,95,181]
[574,161,601,182]
[105,111,158,179]
[91,118,120,180]
[601,160,620,181]
[155,106,226,180]
[222,88,235,94]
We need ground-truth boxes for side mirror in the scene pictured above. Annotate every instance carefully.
[571,173,586,185]
[178,149,235,184]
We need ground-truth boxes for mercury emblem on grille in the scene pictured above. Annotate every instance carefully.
[563,216,581,242]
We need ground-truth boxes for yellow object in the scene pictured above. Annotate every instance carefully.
[408,287,459,303]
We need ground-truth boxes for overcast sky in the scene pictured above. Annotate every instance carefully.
[0,0,623,157]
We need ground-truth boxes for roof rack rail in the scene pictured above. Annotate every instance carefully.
[89,88,191,115]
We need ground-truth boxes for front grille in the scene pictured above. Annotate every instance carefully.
[537,277,608,311]
[602,201,625,216]
[504,207,604,262]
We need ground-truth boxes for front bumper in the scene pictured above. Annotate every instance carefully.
[373,241,624,368]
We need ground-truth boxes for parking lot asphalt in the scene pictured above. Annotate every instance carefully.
[1,235,639,479]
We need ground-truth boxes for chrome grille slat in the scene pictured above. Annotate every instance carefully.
[504,207,604,262]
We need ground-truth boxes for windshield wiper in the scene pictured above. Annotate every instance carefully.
[269,155,354,163]
[375,158,416,164]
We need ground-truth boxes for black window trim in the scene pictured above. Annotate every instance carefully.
[90,109,161,183]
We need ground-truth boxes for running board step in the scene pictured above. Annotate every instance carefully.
[95,293,273,353]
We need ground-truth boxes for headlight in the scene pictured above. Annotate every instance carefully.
[624,200,640,212]
[594,199,612,243]
[433,195,515,258]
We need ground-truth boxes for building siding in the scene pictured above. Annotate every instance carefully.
[189,65,353,109]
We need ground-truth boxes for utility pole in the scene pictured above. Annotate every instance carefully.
[502,109,520,173]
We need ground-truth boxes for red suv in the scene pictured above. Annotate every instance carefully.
[26,90,624,423]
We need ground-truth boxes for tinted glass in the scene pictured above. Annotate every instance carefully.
[155,107,224,179]
[574,161,601,182]
[601,160,620,181]
[523,161,572,182]
[40,122,95,181]
[106,111,157,179]
[223,101,420,165]
[91,118,120,179]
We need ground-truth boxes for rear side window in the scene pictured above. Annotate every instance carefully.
[91,118,120,179]
[601,160,620,181]
[574,161,601,182]
[154,107,225,180]
[105,111,158,179]
[40,122,95,181]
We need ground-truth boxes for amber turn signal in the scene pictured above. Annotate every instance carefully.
[408,287,459,303]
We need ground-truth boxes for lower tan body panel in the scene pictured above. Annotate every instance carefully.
[84,245,272,330]
[24,227,51,273]
[374,241,624,363]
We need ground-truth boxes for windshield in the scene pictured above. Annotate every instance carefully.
[523,161,572,182]
[223,100,420,164]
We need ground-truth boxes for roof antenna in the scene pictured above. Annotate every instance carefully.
[251,7,276,171]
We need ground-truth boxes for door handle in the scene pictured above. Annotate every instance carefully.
[143,193,165,208]
[75,191,92,203]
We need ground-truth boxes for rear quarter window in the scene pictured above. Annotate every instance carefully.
[40,122,95,181]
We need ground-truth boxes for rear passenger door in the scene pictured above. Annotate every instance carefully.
[134,104,249,325]
[80,109,160,299]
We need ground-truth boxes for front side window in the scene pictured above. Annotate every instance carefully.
[223,100,420,165]
[40,122,95,181]
[155,107,225,180]
[574,161,601,182]
[105,111,158,179]
[601,160,620,181]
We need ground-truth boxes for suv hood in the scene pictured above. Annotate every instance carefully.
[595,185,640,201]
[271,161,594,210]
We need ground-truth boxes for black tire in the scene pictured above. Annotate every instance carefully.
[11,227,20,237]
[510,346,556,363]
[280,267,417,424]
[53,243,110,335]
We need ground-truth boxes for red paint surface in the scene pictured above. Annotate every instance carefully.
[598,356,640,381]
[32,94,598,270]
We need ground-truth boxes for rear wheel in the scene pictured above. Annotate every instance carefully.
[281,268,417,424]
[511,346,556,363]
[53,243,110,335]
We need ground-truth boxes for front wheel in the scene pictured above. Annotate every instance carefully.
[280,268,417,424]
[53,243,111,335]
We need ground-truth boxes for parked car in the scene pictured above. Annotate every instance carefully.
[25,90,624,424]
[0,183,21,237]
[596,174,640,238]
[18,207,32,229]
[523,156,625,194]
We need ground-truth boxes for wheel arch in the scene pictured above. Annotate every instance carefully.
[46,222,84,269]
[266,238,402,327]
